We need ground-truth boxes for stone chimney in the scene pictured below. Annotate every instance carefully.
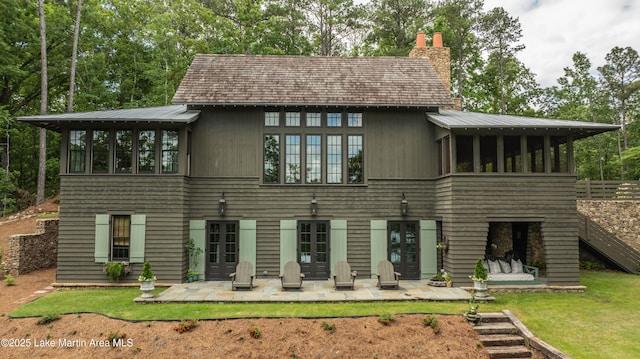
[409,32,461,110]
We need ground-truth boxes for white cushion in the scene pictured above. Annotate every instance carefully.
[488,260,502,274]
[490,273,535,281]
[498,259,512,273]
[511,259,524,273]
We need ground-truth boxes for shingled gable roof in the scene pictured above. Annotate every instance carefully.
[172,54,454,108]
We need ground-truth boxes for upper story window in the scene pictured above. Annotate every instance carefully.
[69,130,86,173]
[263,110,364,184]
[67,128,179,175]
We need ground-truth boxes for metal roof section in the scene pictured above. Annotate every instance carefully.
[172,54,454,108]
[428,110,620,139]
[17,105,200,132]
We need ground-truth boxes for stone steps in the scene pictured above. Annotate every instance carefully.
[475,312,532,359]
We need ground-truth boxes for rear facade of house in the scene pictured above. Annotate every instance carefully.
[22,34,618,286]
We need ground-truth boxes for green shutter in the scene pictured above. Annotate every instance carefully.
[280,220,297,272]
[330,220,347,276]
[189,220,206,279]
[420,220,437,279]
[239,220,257,265]
[129,214,146,263]
[370,220,387,278]
[94,214,110,263]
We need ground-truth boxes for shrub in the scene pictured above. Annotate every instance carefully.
[378,313,395,326]
[248,325,262,338]
[423,315,440,334]
[37,313,60,325]
[321,321,335,333]
[138,261,155,281]
[103,261,127,282]
[174,319,198,334]
[4,274,15,286]
[108,331,127,341]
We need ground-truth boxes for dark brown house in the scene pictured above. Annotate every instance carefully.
[20,34,618,286]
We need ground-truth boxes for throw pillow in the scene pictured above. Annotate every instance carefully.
[488,260,501,274]
[511,258,524,273]
[498,259,512,273]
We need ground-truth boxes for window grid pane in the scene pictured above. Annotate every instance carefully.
[115,130,132,173]
[138,130,155,173]
[92,130,109,173]
[348,113,362,127]
[285,135,301,183]
[327,113,341,127]
[286,112,300,127]
[69,130,86,173]
[265,112,280,126]
[209,223,220,264]
[347,135,363,183]
[306,135,321,183]
[306,112,321,127]
[327,135,342,183]
[112,215,130,261]
[264,135,280,183]
[161,130,178,173]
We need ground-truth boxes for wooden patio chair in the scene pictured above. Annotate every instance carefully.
[333,261,357,290]
[279,261,304,290]
[377,260,401,289]
[229,261,255,290]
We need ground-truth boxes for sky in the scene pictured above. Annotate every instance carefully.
[483,0,640,88]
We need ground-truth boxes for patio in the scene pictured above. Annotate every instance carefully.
[134,278,476,303]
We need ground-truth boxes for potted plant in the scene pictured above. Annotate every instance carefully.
[103,261,131,283]
[428,269,450,287]
[469,258,490,298]
[185,238,203,282]
[138,261,157,298]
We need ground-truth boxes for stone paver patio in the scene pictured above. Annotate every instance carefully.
[135,278,474,303]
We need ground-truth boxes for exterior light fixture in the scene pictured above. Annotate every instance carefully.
[401,193,408,216]
[310,193,318,216]
[218,192,226,216]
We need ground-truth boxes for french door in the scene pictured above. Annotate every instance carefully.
[388,221,420,279]
[206,221,238,280]
[298,221,330,279]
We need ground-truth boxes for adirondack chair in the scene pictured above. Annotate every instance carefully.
[377,260,401,289]
[229,261,255,290]
[279,261,305,290]
[333,261,357,289]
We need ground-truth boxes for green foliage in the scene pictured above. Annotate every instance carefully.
[103,261,127,282]
[423,315,440,334]
[378,313,395,325]
[4,274,16,285]
[185,237,203,270]
[321,321,335,333]
[37,313,60,325]
[138,261,155,281]
[471,259,488,281]
[108,331,127,341]
[248,324,262,338]
[580,261,606,271]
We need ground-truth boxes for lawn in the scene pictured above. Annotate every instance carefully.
[11,271,640,359]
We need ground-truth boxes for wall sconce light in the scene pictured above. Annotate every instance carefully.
[218,192,226,216]
[310,193,318,216]
[401,193,408,216]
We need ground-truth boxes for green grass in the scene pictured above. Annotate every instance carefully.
[37,212,59,219]
[10,271,640,359]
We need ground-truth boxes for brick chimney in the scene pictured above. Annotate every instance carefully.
[409,32,451,97]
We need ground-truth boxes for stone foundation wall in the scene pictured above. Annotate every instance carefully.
[5,219,58,275]
[577,200,640,252]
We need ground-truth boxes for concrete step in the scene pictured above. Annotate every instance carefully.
[480,334,526,347]
[486,345,532,359]
[480,312,511,323]
[475,322,518,335]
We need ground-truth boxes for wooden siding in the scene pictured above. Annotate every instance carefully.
[435,175,579,286]
[56,175,189,283]
[366,109,437,179]
[188,177,437,278]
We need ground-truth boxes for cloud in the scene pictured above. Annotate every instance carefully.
[484,0,640,87]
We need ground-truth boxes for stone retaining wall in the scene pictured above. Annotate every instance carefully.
[577,200,640,252]
[4,219,58,275]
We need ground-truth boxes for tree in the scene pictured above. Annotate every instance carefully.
[67,0,82,112]
[304,0,360,56]
[479,7,525,114]
[432,0,484,104]
[37,0,47,204]
[367,0,431,56]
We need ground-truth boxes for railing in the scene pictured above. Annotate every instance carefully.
[576,179,640,200]
[577,213,640,274]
